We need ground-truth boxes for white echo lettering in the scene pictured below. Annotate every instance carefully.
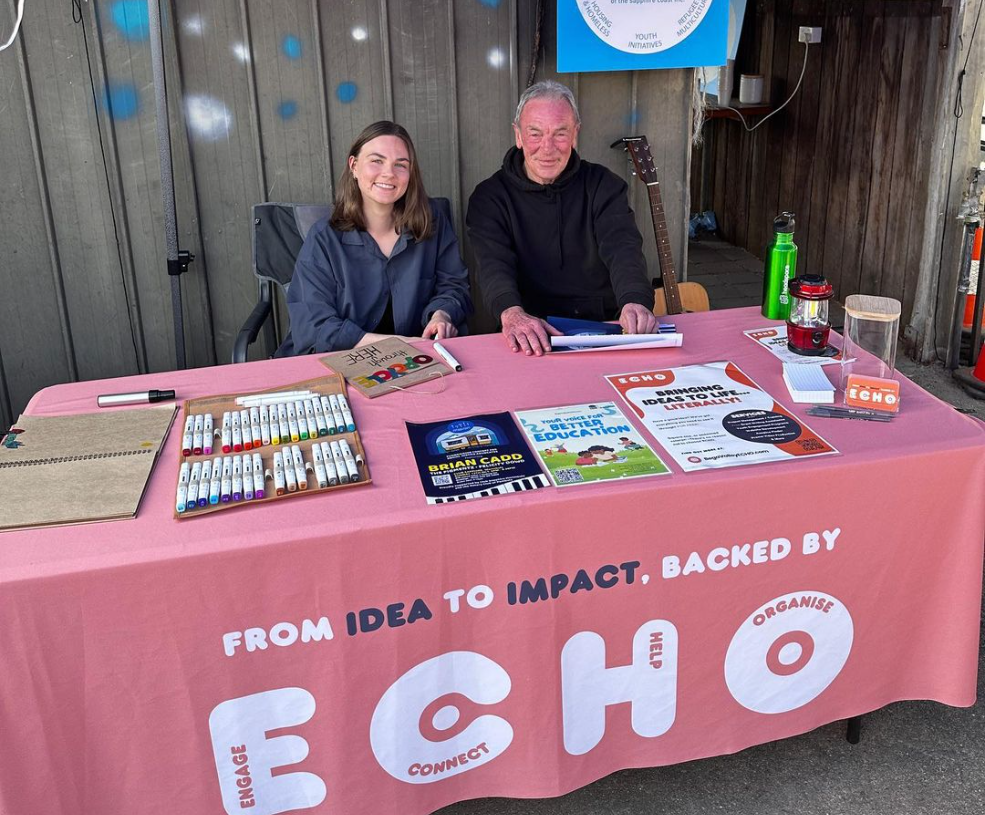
[369,651,513,784]
[560,620,679,755]
[209,688,327,815]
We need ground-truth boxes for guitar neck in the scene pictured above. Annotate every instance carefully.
[646,183,683,315]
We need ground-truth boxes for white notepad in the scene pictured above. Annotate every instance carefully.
[782,362,835,403]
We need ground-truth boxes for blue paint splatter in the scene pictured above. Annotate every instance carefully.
[336,82,358,104]
[104,82,140,120]
[277,100,299,120]
[111,1,150,41]
[282,34,303,60]
[478,0,501,8]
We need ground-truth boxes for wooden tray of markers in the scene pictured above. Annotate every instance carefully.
[173,373,370,519]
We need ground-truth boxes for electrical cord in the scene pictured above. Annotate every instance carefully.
[0,0,25,52]
[721,41,811,133]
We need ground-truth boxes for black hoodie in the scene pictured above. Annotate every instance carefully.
[466,147,655,322]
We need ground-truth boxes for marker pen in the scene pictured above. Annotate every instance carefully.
[235,390,317,407]
[328,395,345,435]
[186,461,202,510]
[181,415,195,457]
[258,405,271,447]
[320,442,339,485]
[252,453,265,499]
[231,456,244,501]
[338,439,360,483]
[220,456,233,503]
[209,457,222,504]
[273,452,287,496]
[287,403,300,443]
[337,393,356,432]
[321,396,337,434]
[221,412,232,453]
[249,408,262,448]
[203,413,214,455]
[192,414,204,455]
[97,389,175,408]
[311,399,328,436]
[231,413,243,452]
[329,441,349,484]
[277,404,289,445]
[312,443,329,488]
[432,341,462,372]
[240,410,253,450]
[294,401,310,441]
[176,462,190,513]
[283,454,298,492]
[303,399,317,436]
[291,445,308,490]
[198,459,213,507]
[243,455,254,500]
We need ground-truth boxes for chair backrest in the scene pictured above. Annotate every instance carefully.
[251,203,332,294]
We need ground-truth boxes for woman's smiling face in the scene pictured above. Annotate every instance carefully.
[349,135,412,208]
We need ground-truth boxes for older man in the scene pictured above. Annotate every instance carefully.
[467,80,658,355]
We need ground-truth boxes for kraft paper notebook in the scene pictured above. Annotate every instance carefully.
[0,405,177,531]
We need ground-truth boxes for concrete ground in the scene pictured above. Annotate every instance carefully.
[439,238,985,815]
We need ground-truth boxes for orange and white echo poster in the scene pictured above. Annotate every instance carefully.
[606,360,838,472]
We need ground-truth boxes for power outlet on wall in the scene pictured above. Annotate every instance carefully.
[798,26,822,44]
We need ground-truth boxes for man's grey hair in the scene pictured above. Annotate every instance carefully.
[514,80,581,126]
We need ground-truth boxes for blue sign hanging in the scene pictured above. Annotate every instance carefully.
[557,0,729,72]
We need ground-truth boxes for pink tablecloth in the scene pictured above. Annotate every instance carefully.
[2,307,983,815]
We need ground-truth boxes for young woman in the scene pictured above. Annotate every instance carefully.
[279,121,472,354]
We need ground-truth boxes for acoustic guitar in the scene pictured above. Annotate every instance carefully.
[614,136,710,316]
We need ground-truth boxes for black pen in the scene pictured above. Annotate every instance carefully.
[806,406,894,422]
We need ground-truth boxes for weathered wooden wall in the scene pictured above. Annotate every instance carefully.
[693,0,946,327]
[0,0,694,430]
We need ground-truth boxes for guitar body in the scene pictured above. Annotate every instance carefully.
[614,135,711,317]
[653,281,711,316]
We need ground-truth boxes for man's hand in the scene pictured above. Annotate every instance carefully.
[422,309,458,340]
[619,303,658,335]
[500,306,561,356]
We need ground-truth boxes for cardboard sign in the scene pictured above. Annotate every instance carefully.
[844,374,900,413]
[320,338,451,398]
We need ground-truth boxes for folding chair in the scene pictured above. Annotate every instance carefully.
[232,203,332,363]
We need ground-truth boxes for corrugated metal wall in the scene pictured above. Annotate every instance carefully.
[0,0,694,430]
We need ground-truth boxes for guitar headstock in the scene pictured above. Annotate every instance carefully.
[611,135,658,186]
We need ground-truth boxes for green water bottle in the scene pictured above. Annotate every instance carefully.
[762,212,797,320]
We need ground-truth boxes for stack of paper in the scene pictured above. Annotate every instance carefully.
[782,362,835,404]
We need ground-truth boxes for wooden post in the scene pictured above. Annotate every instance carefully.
[904,0,985,363]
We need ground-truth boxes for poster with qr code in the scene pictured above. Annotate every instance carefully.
[406,412,549,504]
[606,361,838,472]
[514,402,670,488]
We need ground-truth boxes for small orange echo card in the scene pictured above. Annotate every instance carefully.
[845,374,900,413]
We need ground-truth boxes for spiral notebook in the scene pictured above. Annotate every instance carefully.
[0,405,177,532]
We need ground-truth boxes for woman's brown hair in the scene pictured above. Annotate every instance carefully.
[330,121,434,241]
